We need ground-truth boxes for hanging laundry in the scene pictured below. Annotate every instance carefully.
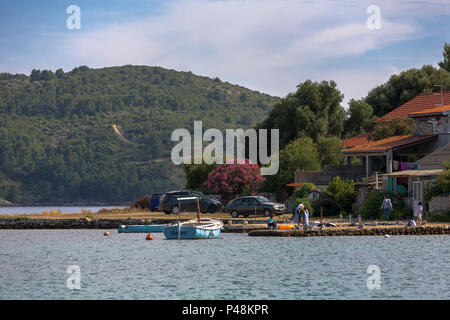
[400,162,408,171]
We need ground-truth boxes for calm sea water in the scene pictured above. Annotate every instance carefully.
[0,230,449,300]
[0,206,126,215]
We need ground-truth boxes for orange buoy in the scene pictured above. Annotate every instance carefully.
[104,232,110,236]
[146,233,153,240]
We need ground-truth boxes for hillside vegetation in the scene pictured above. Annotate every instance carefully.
[0,65,278,204]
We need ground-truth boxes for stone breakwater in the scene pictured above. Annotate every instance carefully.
[0,217,265,232]
[248,225,450,237]
[0,218,160,229]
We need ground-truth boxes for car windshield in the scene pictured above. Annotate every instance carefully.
[255,196,270,202]
[191,192,203,198]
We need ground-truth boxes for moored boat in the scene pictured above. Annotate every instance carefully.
[163,218,223,239]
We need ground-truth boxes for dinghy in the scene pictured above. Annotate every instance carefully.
[118,224,165,233]
[163,218,223,239]
[162,195,223,240]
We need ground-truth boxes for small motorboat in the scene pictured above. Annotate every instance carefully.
[118,224,166,233]
[163,218,223,240]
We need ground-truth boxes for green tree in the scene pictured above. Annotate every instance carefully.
[438,43,450,72]
[322,177,356,213]
[436,161,450,194]
[344,99,375,137]
[365,64,450,117]
[262,137,321,200]
[369,118,414,141]
[183,163,218,193]
[293,183,316,199]
[257,80,345,148]
[30,69,41,82]
[316,136,344,167]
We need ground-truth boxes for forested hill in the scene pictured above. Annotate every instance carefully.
[0,65,279,205]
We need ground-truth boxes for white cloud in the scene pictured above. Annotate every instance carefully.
[56,0,447,100]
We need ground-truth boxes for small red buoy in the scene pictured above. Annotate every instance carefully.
[146,233,153,240]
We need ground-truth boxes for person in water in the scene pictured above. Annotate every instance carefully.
[293,203,304,229]
[267,214,276,229]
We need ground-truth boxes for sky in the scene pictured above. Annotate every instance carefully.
[0,0,449,107]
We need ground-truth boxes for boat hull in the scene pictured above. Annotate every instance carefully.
[163,224,222,239]
[118,225,165,233]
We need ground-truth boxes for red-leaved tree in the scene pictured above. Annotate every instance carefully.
[204,159,265,204]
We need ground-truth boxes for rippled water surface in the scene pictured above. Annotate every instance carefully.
[0,230,449,299]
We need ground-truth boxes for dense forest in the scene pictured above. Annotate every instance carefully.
[0,65,278,204]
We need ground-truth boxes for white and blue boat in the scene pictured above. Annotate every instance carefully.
[118,224,166,233]
[163,218,223,240]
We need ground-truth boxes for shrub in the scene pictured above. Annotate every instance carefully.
[311,197,340,217]
[322,177,356,213]
[41,209,62,216]
[131,196,151,210]
[293,183,316,199]
[391,207,413,220]
[428,211,450,222]
[204,159,265,204]
[360,191,403,219]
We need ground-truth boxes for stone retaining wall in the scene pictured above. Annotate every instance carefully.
[0,218,156,229]
[429,196,450,213]
[248,225,450,237]
[0,218,267,232]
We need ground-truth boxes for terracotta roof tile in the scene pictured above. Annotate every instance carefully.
[408,104,450,117]
[376,91,450,123]
[285,182,304,187]
[343,135,437,153]
[342,132,371,148]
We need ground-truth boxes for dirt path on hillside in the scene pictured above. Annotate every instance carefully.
[112,124,134,144]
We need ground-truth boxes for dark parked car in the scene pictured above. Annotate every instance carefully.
[225,196,286,218]
[159,190,222,214]
[150,193,162,211]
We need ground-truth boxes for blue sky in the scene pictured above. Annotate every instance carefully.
[0,0,449,106]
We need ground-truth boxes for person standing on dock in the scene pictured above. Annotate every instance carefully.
[302,205,310,229]
[414,202,423,226]
[293,203,304,229]
[380,194,393,220]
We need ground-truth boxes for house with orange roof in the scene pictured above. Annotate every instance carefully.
[375,91,450,124]
[292,91,449,213]
[342,95,449,213]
